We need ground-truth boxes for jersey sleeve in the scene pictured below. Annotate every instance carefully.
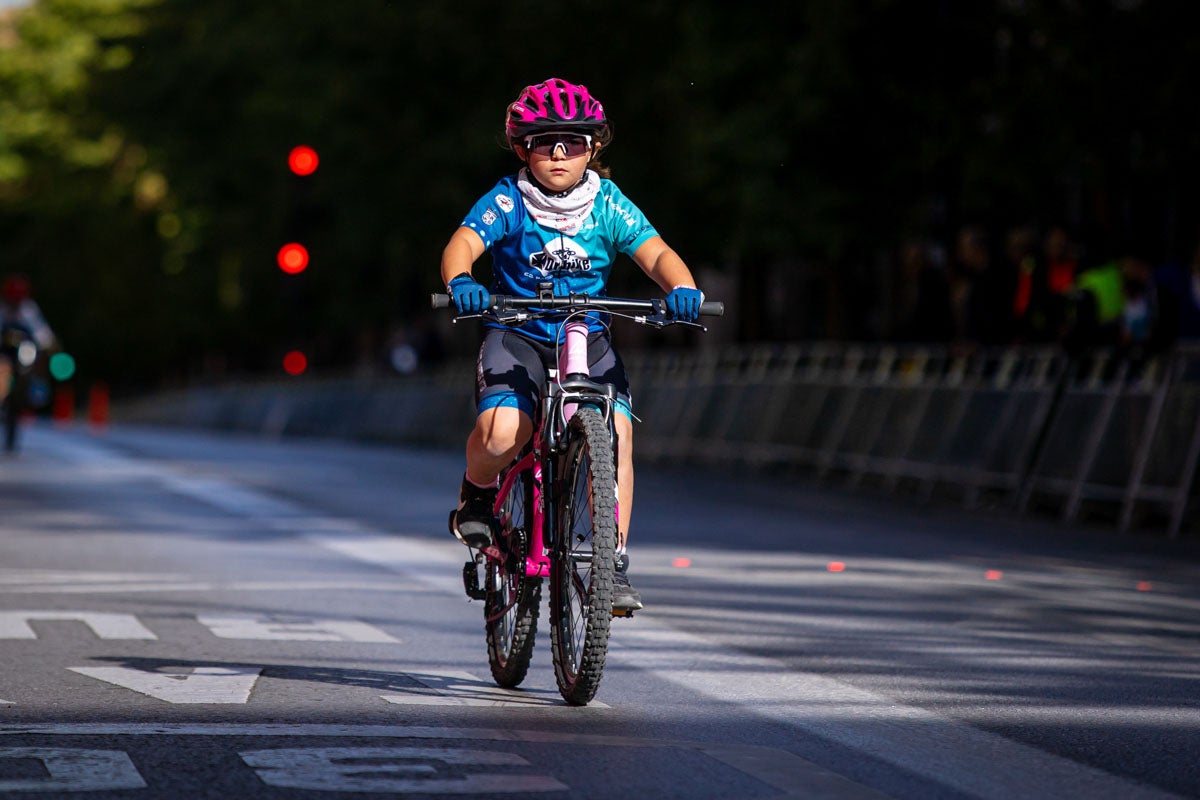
[600,181,659,257]
[458,177,522,251]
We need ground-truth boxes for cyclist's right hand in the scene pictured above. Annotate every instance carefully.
[448,274,490,314]
[666,286,704,321]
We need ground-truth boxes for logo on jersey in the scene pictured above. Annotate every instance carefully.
[495,194,515,213]
[481,208,498,225]
[530,237,592,275]
[605,193,639,227]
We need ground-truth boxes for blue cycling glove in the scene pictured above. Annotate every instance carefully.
[666,286,704,321]
[448,274,490,314]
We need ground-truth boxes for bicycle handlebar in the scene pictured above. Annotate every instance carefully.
[430,292,724,318]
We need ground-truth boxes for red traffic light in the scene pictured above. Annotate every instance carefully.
[277,243,309,274]
[288,145,319,176]
[283,350,308,376]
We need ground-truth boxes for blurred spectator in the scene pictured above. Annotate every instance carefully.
[1009,223,1081,344]
[1039,224,1081,342]
[893,238,953,342]
[949,225,1016,346]
[1118,255,1158,347]
[1007,224,1042,340]
[1154,238,1200,342]
[1065,258,1123,348]
[1065,252,1161,350]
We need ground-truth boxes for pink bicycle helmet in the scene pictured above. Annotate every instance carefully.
[505,78,611,146]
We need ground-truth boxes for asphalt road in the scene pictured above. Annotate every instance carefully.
[1,422,1198,799]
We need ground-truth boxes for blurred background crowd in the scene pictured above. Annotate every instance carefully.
[885,222,1200,354]
[2,0,1199,400]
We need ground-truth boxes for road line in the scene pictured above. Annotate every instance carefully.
[68,667,262,704]
[611,622,1182,800]
[0,611,157,640]
[0,723,888,800]
[32,431,1186,800]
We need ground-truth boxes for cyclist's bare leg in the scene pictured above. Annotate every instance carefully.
[0,357,11,404]
[612,411,643,611]
[465,406,534,486]
[616,412,633,548]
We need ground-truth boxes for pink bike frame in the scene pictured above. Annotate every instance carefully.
[492,318,594,580]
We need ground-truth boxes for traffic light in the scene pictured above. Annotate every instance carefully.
[276,242,309,274]
[287,145,319,177]
[278,145,320,375]
[279,144,319,273]
[282,350,308,376]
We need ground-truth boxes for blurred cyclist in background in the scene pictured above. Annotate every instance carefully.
[0,273,57,408]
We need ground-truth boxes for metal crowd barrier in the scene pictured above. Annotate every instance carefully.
[116,342,1200,538]
[628,341,1200,538]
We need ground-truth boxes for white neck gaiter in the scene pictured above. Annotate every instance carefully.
[517,168,600,236]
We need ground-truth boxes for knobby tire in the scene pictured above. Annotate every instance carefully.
[484,464,540,687]
[549,407,618,706]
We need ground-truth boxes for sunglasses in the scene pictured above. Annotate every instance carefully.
[523,132,593,158]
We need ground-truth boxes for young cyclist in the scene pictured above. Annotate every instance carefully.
[441,77,705,613]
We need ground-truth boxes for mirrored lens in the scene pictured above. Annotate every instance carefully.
[527,134,590,157]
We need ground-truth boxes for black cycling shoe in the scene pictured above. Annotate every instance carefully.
[451,476,498,549]
[612,553,644,614]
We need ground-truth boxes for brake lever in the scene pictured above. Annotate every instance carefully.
[451,310,532,325]
[634,313,706,331]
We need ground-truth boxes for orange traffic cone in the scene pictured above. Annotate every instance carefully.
[52,385,74,428]
[87,382,110,433]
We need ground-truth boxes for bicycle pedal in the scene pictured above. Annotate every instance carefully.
[611,607,635,619]
[461,560,486,601]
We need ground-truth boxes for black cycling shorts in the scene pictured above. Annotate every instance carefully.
[475,327,632,420]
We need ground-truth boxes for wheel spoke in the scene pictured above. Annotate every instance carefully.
[484,465,539,688]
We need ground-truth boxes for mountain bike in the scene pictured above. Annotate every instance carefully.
[433,284,722,705]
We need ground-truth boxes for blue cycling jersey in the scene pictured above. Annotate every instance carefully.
[459,173,659,343]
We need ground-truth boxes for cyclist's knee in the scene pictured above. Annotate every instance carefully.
[474,407,532,456]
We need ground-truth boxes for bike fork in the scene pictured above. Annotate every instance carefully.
[526,458,551,579]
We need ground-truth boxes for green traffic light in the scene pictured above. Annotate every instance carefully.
[49,352,76,381]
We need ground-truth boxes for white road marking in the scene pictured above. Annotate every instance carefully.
[241,747,568,794]
[0,747,147,792]
[0,569,409,595]
[0,611,157,640]
[304,536,1182,799]
[0,724,888,799]
[0,569,192,586]
[26,432,1185,799]
[0,580,409,594]
[197,615,399,643]
[68,666,261,704]
[612,622,1182,800]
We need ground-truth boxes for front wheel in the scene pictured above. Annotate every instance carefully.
[549,407,618,706]
[484,464,540,688]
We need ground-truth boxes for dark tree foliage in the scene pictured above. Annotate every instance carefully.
[1,0,1198,391]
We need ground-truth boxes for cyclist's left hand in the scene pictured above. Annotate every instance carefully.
[666,286,704,321]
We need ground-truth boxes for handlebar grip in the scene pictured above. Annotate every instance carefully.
[431,293,452,309]
[699,301,724,317]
